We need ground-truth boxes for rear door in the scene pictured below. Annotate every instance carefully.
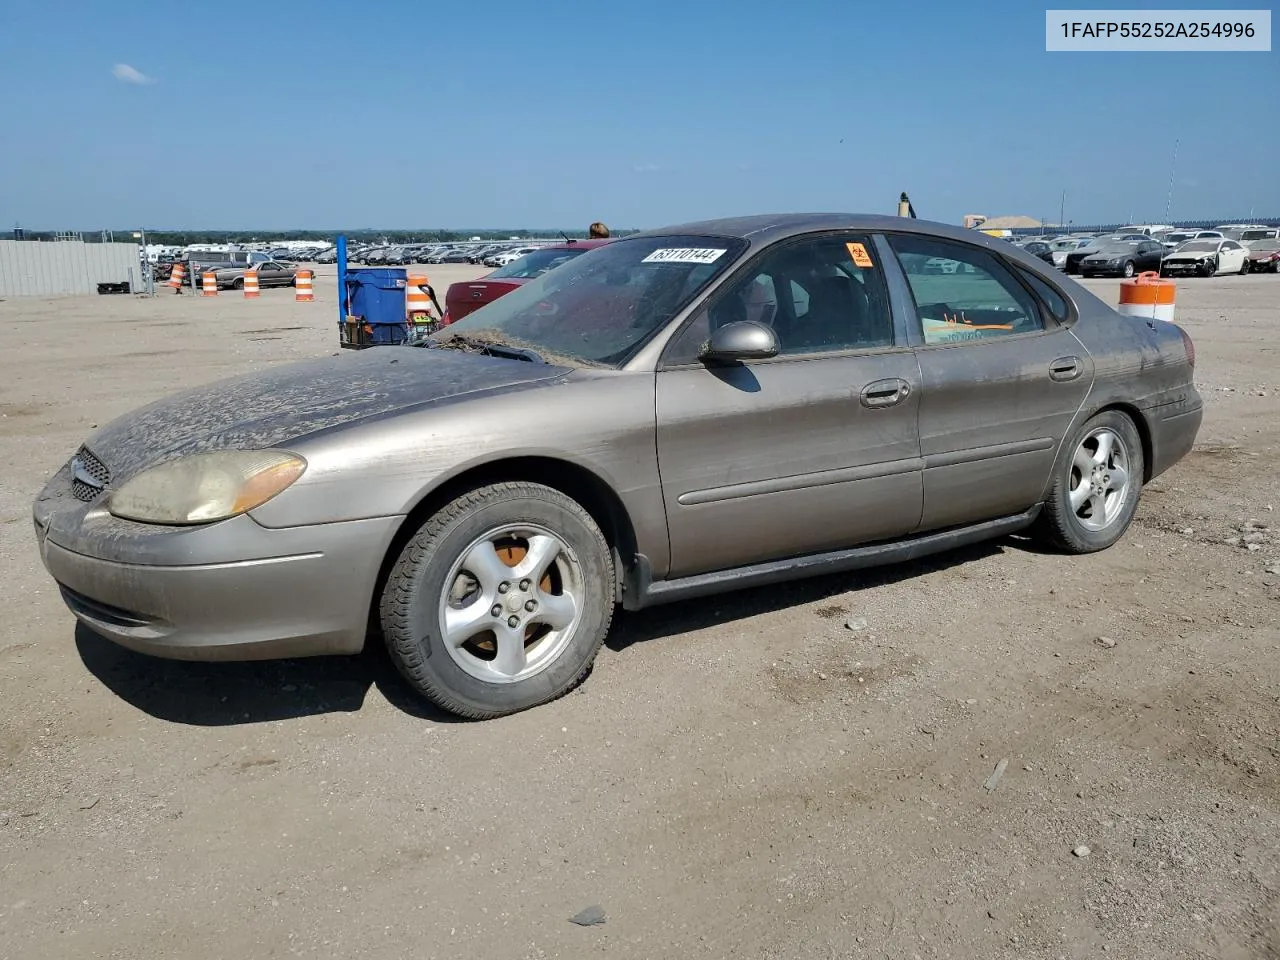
[655,232,922,579]
[885,234,1094,532]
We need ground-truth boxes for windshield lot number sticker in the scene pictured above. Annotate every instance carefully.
[846,242,874,268]
[642,248,727,264]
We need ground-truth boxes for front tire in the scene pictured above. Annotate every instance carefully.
[1200,259,1218,278]
[1122,260,1136,278]
[1239,258,1249,275]
[1037,410,1144,554]
[380,482,615,719]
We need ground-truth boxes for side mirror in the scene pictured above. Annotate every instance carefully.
[699,320,780,364]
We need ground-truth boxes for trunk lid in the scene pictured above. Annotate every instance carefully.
[444,278,527,323]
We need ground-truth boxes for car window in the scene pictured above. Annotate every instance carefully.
[1015,268,1070,322]
[1223,241,1243,251]
[889,235,1044,344]
[440,235,746,368]
[486,247,586,279]
[665,234,895,364]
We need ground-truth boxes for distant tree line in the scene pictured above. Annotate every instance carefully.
[6,227,641,244]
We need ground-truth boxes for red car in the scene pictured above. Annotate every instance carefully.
[443,239,613,324]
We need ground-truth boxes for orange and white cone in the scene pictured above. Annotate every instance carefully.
[243,268,260,299]
[167,263,186,292]
[294,269,314,302]
[1118,271,1175,323]
[201,271,218,297]
[405,274,436,324]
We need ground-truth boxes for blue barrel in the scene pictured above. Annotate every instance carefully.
[343,268,408,345]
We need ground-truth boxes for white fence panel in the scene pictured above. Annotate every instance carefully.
[0,241,142,296]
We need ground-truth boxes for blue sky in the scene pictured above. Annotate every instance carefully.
[1,0,1276,230]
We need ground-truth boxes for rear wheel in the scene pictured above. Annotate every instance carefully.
[380,482,615,719]
[1037,410,1144,554]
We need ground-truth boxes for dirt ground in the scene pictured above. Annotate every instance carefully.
[1,266,1277,960]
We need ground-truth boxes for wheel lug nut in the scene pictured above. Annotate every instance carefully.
[507,616,519,628]
[490,604,503,617]
[498,582,510,594]
[519,578,531,591]
[525,599,537,612]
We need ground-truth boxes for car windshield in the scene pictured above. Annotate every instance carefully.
[435,235,747,368]
[1166,233,1193,242]
[1179,241,1219,252]
[486,247,588,279]
[1090,242,1141,255]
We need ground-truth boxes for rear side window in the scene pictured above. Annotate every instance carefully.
[888,235,1044,344]
[1015,268,1070,322]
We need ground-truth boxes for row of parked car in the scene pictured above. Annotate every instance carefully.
[344,241,559,269]
[1010,223,1280,278]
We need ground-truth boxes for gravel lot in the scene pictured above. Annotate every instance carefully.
[1,267,1277,960]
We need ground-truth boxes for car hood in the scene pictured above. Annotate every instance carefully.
[81,347,568,479]
[1164,250,1214,260]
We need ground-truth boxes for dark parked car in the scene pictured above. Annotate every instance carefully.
[1022,241,1056,266]
[34,214,1202,719]
[1078,239,1166,278]
[443,239,613,324]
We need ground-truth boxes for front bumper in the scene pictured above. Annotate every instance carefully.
[34,470,401,660]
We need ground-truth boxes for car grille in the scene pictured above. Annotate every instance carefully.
[70,446,111,502]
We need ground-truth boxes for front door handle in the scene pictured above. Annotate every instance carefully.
[1049,357,1082,382]
[861,378,911,408]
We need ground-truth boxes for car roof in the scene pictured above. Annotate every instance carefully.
[628,213,1049,251]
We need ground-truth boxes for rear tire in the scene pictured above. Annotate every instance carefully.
[380,482,615,719]
[1037,410,1144,554]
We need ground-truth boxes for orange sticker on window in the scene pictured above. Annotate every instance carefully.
[846,242,874,268]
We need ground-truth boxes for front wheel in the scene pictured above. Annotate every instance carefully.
[1239,258,1249,275]
[1122,260,1136,278]
[1037,410,1144,554]
[380,482,615,719]
[1200,259,1218,277]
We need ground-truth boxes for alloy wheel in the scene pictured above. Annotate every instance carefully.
[438,524,584,683]
[1068,428,1132,531]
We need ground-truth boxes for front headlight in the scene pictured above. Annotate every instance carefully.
[108,450,306,525]
[1107,258,1121,265]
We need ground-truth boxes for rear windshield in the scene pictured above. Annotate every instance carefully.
[486,247,588,279]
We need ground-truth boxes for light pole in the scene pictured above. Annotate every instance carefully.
[132,229,154,296]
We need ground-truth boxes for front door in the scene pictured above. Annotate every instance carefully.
[655,232,923,580]
[886,234,1095,532]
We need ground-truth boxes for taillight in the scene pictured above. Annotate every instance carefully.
[1178,326,1195,370]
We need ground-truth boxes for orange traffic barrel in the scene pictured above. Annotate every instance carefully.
[243,268,260,298]
[201,271,218,297]
[294,269,315,302]
[1118,271,1175,323]
[405,274,435,323]
[167,263,186,291]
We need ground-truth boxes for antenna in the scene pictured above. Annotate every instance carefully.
[1164,137,1180,223]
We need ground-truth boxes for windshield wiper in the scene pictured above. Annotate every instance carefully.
[430,333,547,364]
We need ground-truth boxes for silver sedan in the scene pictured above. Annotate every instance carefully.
[34,214,1203,718]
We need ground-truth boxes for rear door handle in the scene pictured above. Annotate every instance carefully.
[1049,357,1082,382]
[860,378,911,408]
